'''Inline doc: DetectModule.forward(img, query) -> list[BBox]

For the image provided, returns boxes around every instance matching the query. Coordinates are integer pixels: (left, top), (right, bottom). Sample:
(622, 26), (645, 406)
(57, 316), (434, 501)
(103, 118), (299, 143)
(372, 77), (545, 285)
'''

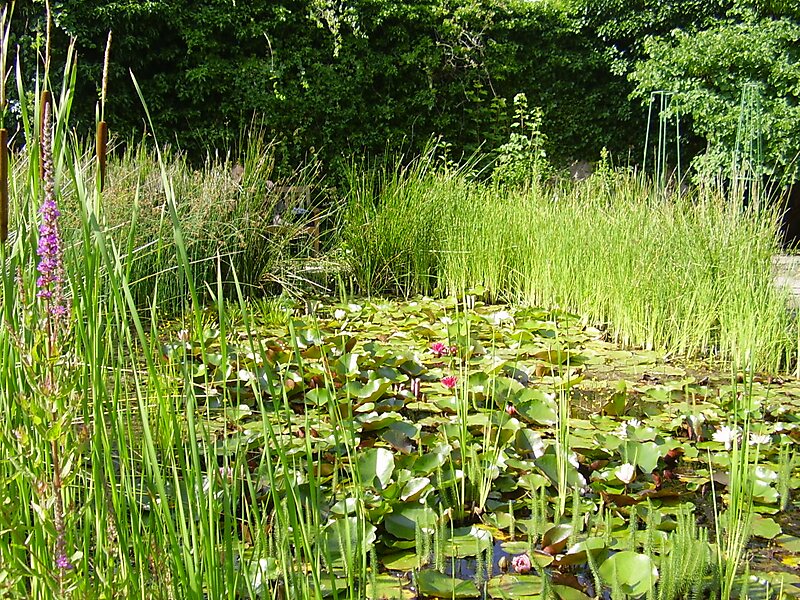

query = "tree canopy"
(7, 0), (800, 182)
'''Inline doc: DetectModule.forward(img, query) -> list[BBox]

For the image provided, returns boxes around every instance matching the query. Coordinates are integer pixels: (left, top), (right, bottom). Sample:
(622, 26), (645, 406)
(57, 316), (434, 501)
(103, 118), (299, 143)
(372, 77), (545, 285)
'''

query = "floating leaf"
(416, 569), (480, 598)
(367, 574), (414, 599)
(597, 551), (658, 597)
(357, 447), (395, 489)
(752, 515), (782, 539)
(486, 574), (542, 599)
(384, 504), (437, 540)
(399, 477), (431, 502)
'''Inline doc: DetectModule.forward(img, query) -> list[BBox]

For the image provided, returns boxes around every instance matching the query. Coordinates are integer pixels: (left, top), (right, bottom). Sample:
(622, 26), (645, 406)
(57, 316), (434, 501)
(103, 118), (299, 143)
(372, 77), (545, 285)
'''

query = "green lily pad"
(541, 524), (573, 555)
(442, 526), (493, 557)
(598, 551), (658, 597)
(367, 574), (414, 599)
(322, 517), (377, 563)
(486, 574), (543, 599)
(385, 504), (437, 540)
(400, 477), (431, 502)
(413, 445), (451, 476)
(552, 585), (593, 600)
(357, 447), (395, 489)
(416, 569), (480, 598)
(381, 552), (422, 571)
(752, 515), (782, 539)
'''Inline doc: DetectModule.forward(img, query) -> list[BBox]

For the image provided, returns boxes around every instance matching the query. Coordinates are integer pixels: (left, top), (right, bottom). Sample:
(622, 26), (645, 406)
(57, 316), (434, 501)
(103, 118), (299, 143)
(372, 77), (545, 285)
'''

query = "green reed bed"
(339, 160), (792, 371)
(0, 59), (342, 598)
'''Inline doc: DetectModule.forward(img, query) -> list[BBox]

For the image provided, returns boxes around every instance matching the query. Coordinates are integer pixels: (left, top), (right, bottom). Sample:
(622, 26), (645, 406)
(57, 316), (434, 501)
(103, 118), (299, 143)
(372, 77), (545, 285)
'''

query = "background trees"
(9, 0), (800, 182)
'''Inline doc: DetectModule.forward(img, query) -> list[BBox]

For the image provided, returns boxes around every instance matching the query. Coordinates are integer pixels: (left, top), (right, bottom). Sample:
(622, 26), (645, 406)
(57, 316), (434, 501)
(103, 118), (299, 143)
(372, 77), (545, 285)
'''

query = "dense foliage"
(8, 0), (800, 181)
(631, 9), (800, 182)
(11, 0), (634, 172)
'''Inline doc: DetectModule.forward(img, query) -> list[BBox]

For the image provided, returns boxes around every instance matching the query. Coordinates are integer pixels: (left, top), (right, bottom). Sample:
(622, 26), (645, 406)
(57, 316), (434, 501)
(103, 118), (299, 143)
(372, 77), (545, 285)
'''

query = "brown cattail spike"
(39, 90), (52, 181)
(0, 128), (7, 243)
(97, 121), (108, 192)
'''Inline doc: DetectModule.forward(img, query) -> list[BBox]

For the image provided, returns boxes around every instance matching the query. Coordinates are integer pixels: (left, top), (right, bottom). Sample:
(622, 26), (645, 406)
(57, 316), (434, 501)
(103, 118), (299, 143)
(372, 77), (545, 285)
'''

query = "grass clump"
(338, 156), (792, 371)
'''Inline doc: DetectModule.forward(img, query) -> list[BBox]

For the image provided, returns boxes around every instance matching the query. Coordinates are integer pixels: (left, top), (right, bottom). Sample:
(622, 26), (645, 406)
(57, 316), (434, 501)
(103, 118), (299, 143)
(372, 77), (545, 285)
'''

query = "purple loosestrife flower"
(36, 103), (69, 323)
(55, 552), (74, 571)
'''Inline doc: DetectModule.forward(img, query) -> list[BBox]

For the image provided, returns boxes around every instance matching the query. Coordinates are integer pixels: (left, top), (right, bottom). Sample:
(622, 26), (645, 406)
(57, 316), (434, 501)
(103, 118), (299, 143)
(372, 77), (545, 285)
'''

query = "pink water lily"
(441, 375), (458, 389)
(430, 342), (448, 357)
(512, 553), (531, 574)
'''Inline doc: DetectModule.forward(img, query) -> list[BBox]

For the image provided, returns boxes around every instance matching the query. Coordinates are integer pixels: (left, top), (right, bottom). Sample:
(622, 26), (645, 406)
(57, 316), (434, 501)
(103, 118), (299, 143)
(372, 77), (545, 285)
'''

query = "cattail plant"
(96, 30), (111, 192)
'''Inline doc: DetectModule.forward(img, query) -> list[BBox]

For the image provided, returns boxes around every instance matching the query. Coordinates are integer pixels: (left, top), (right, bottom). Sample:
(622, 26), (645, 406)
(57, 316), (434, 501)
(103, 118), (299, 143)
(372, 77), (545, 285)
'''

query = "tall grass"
(338, 157), (793, 371)
(0, 48), (365, 600)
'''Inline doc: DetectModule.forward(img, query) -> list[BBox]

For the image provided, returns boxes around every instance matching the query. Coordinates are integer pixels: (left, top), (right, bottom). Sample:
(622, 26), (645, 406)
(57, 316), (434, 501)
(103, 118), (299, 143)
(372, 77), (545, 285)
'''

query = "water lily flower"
(616, 462), (637, 484)
(529, 435), (545, 459)
(490, 310), (514, 326)
(748, 433), (771, 446)
(333, 309), (346, 320)
(511, 553), (532, 574)
(712, 425), (741, 450)
(441, 375), (458, 389)
(430, 342), (448, 357)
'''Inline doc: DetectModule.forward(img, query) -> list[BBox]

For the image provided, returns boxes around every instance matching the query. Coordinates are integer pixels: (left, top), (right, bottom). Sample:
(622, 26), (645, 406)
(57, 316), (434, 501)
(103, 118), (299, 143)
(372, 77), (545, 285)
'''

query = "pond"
(158, 296), (800, 599)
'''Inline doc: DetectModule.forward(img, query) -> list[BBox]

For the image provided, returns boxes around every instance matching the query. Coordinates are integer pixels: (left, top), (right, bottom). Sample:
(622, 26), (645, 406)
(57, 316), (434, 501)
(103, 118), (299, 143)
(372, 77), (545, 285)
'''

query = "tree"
(631, 9), (800, 183)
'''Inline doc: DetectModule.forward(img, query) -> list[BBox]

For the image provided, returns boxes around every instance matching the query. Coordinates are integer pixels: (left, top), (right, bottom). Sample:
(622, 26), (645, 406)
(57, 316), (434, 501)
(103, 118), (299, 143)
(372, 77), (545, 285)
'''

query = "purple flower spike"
(55, 551), (74, 570)
(35, 102), (69, 323)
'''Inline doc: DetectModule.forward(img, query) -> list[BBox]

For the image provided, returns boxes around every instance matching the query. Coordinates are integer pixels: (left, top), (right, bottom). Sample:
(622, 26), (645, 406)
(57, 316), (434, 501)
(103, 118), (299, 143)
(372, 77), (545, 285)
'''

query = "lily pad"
(357, 447), (395, 490)
(416, 569), (480, 598)
(597, 551), (658, 597)
(486, 574), (543, 599)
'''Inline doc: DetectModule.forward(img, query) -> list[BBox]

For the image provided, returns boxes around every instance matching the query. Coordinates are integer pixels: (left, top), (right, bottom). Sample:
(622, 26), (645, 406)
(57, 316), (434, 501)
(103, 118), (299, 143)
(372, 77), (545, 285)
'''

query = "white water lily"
(712, 425), (741, 450)
(490, 310), (514, 326)
(616, 462), (636, 484)
(333, 309), (346, 320)
(530, 435), (546, 459)
(748, 433), (771, 446)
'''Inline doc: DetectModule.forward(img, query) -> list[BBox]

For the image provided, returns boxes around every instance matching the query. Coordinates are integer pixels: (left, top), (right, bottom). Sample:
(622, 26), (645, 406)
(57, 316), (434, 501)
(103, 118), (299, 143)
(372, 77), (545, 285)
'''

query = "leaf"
(541, 524), (573, 555)
(322, 517), (377, 563)
(416, 569), (480, 598)
(486, 574), (543, 599)
(752, 515), (782, 539)
(384, 504), (438, 540)
(345, 377), (392, 402)
(367, 574), (414, 599)
(357, 447), (395, 489)
(597, 551), (658, 597)
(399, 477), (431, 502)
